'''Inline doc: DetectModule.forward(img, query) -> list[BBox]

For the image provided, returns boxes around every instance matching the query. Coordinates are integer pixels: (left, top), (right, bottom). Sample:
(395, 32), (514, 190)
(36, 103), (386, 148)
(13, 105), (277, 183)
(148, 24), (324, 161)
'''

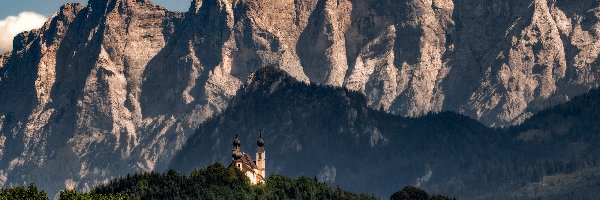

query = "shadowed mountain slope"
(173, 67), (600, 199)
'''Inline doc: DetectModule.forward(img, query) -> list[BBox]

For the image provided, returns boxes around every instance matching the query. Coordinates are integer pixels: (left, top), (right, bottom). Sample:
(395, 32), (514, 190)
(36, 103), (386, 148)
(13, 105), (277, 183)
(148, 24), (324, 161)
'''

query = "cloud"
(318, 165), (337, 183)
(0, 12), (48, 53)
(415, 168), (432, 187)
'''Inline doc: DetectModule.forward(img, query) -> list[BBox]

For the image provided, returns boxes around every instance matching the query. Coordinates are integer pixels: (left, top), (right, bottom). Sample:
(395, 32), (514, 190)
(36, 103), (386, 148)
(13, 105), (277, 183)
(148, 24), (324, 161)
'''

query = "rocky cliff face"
(0, 0), (599, 196)
(343, 0), (600, 126)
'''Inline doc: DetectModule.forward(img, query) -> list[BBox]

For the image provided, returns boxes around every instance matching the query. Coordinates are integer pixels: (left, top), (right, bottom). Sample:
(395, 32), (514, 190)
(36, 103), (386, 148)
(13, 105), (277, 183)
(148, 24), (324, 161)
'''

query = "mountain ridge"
(173, 66), (600, 199)
(0, 0), (599, 197)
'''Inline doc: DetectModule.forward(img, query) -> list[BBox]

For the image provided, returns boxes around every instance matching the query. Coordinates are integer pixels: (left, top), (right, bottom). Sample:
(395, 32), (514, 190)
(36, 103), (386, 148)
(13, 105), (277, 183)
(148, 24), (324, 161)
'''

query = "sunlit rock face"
(0, 0), (599, 196)
(343, 0), (600, 127)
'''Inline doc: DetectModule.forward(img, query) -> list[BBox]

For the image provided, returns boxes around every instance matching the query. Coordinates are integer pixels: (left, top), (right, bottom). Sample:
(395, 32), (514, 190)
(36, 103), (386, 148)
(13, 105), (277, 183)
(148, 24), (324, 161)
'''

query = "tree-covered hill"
(1, 163), (386, 199)
(0, 184), (48, 200)
(88, 163), (376, 200)
(171, 67), (600, 199)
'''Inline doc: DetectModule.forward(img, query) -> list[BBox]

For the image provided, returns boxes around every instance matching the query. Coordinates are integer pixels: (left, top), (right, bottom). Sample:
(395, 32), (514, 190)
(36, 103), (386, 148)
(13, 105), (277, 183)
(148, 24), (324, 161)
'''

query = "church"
(230, 132), (266, 184)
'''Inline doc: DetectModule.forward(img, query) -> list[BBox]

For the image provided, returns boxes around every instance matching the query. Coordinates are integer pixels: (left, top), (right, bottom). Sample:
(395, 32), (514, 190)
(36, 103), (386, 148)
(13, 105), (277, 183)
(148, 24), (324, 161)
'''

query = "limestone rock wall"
(0, 0), (599, 195)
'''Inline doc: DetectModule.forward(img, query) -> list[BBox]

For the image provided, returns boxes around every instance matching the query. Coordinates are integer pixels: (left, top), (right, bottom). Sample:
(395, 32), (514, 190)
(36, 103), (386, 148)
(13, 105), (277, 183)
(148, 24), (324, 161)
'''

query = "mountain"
(172, 67), (600, 199)
(0, 0), (599, 197)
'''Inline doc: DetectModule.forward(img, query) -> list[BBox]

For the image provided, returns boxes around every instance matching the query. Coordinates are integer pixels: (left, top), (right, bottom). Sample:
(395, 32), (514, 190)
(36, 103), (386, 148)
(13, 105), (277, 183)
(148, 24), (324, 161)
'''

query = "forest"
(0, 163), (452, 200)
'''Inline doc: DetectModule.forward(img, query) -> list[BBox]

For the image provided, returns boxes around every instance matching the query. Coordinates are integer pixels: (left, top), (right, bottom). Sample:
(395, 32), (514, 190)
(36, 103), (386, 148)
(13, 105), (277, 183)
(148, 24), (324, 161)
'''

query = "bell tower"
(256, 130), (266, 179)
(232, 134), (243, 169)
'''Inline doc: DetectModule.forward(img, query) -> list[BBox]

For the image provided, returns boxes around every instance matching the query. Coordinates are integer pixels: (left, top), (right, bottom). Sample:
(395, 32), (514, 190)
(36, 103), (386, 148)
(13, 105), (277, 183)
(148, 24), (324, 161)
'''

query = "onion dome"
(257, 132), (265, 147)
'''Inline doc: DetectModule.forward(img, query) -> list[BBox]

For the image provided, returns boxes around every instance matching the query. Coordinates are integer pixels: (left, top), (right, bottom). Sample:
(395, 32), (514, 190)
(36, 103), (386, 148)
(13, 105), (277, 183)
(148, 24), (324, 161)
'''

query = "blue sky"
(0, 0), (191, 19)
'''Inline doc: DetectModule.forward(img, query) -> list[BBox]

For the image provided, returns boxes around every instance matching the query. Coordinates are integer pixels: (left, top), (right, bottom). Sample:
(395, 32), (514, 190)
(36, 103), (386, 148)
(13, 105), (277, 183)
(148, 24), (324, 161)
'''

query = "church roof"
(240, 152), (258, 169)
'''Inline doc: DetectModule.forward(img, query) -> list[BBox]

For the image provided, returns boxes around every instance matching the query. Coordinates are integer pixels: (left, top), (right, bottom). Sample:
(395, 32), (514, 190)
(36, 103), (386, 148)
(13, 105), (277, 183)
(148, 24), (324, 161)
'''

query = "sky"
(0, 0), (191, 19)
(0, 0), (191, 53)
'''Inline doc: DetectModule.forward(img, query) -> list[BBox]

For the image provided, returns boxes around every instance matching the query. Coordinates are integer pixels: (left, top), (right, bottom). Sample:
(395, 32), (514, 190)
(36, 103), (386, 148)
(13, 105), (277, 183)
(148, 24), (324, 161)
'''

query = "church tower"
(229, 132), (265, 184)
(256, 131), (266, 179)
(231, 134), (243, 169)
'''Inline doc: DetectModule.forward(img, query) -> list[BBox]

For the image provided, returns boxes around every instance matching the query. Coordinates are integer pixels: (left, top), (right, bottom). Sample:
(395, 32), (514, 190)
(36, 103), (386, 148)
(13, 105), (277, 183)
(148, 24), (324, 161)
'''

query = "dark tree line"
(390, 186), (455, 200)
(0, 184), (47, 200)
(90, 163), (377, 199)
(1, 163), (453, 199)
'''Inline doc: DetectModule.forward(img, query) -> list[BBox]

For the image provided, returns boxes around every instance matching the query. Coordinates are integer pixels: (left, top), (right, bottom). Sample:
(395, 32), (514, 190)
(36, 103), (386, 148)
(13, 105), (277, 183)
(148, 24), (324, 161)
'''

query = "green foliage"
(0, 184), (48, 200)
(89, 163), (375, 200)
(0, 163), (382, 200)
(58, 189), (125, 200)
(260, 175), (376, 200)
(390, 187), (454, 200)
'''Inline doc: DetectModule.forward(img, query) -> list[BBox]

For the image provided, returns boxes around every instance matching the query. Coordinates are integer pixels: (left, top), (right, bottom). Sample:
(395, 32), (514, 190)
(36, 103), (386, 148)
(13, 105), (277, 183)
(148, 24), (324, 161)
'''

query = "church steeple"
(232, 134), (242, 160)
(233, 134), (241, 148)
(257, 131), (265, 148)
(229, 130), (266, 184)
(256, 129), (266, 180)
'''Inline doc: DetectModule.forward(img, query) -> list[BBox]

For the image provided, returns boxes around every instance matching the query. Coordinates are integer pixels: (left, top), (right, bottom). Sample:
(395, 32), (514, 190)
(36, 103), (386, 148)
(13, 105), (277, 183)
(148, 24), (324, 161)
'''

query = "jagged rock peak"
(190, 0), (203, 13)
(49, 3), (84, 28)
(186, 0), (235, 18)
(246, 66), (295, 87)
(58, 3), (85, 17)
(88, 0), (151, 5)
(86, 0), (159, 13)
(0, 52), (9, 68)
(200, 0), (232, 10)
